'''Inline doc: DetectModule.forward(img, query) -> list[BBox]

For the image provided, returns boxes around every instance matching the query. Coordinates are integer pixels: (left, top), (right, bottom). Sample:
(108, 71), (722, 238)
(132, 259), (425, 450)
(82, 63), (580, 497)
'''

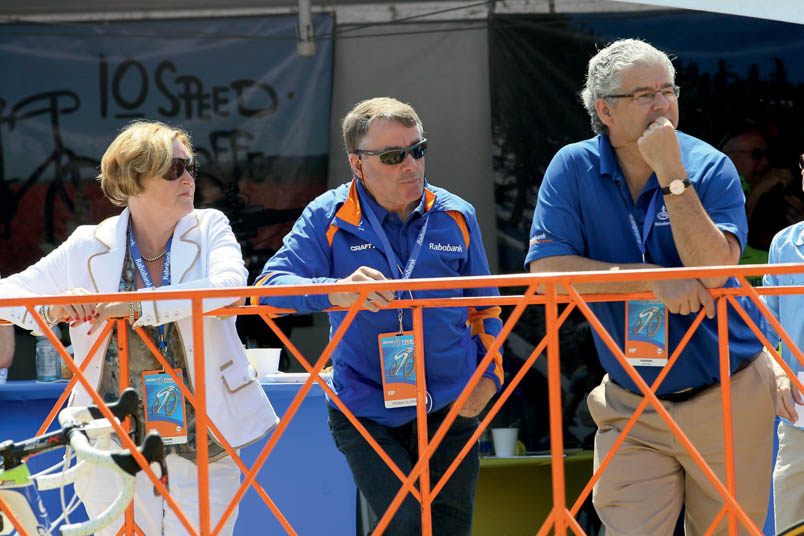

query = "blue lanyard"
(128, 224), (172, 353)
(627, 190), (659, 264)
(360, 190), (431, 331)
(362, 197), (430, 282)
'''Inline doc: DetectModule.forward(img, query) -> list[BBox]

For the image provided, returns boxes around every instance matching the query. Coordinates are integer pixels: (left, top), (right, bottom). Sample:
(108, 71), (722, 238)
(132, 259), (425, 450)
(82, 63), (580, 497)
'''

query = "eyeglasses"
(605, 85), (681, 105)
(354, 139), (428, 166)
(163, 158), (197, 181)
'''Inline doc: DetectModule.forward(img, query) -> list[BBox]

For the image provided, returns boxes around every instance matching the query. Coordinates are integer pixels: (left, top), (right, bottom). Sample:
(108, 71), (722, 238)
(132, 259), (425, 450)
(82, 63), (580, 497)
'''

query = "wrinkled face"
(599, 63), (679, 145)
(135, 138), (195, 220)
(725, 132), (769, 187)
(348, 119), (425, 218)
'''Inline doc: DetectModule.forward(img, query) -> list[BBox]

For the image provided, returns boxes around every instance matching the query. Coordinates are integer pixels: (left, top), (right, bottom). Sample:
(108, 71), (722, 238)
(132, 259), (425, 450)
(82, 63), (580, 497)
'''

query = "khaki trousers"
(587, 350), (776, 536)
(773, 420), (804, 531)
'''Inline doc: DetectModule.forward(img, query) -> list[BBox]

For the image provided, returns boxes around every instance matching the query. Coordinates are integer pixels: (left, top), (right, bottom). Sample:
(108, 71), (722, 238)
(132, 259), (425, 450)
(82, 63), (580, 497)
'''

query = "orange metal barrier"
(1, 262), (803, 535)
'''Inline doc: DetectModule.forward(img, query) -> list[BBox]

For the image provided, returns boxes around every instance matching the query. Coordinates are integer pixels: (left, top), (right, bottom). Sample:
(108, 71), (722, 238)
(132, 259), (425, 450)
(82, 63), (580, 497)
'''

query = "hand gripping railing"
(1, 262), (803, 536)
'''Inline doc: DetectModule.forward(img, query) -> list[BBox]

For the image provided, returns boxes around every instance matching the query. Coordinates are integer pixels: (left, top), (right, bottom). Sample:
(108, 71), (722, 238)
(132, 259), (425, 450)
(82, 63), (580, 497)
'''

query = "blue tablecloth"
(0, 380), (356, 535)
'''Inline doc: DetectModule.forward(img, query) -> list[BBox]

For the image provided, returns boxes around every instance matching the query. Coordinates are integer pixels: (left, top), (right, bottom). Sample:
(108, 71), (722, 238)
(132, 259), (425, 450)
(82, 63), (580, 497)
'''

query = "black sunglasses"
(354, 138), (428, 166)
(163, 158), (197, 181)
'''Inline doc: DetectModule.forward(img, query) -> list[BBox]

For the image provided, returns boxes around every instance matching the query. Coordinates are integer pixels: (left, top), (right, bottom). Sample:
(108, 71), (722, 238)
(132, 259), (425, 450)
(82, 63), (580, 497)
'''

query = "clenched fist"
(637, 117), (686, 181)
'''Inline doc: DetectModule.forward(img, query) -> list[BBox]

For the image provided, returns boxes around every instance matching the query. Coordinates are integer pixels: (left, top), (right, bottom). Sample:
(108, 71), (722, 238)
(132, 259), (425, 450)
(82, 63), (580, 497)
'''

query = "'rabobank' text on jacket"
(254, 179), (504, 427)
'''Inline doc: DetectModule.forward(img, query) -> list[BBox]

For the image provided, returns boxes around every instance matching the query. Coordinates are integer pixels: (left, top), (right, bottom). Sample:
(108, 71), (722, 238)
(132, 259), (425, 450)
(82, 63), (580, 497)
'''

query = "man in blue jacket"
(527, 39), (794, 535)
(253, 97), (503, 535)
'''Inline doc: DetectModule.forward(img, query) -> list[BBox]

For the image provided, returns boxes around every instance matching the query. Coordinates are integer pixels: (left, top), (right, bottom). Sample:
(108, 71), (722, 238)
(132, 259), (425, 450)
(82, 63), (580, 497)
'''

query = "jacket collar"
(333, 178), (435, 234)
(88, 208), (201, 291)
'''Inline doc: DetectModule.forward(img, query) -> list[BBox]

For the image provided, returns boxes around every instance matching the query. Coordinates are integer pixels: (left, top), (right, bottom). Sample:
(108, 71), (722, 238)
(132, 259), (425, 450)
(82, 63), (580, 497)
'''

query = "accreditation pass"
(624, 299), (668, 367)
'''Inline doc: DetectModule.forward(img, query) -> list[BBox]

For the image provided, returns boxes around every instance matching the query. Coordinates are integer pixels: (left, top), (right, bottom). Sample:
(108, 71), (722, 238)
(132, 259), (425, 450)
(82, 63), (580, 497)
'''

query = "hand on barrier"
(86, 302), (131, 335)
(45, 288), (97, 327)
(329, 266), (394, 312)
(650, 278), (715, 318)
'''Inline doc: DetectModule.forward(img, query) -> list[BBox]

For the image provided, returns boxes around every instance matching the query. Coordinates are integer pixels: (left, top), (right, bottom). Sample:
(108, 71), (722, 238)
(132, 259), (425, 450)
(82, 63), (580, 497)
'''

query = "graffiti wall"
(0, 15), (333, 278)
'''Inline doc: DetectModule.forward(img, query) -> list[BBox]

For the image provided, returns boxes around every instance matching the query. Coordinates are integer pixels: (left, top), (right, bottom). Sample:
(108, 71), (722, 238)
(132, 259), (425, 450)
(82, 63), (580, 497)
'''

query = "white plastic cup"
(491, 428), (519, 457)
(246, 348), (281, 376)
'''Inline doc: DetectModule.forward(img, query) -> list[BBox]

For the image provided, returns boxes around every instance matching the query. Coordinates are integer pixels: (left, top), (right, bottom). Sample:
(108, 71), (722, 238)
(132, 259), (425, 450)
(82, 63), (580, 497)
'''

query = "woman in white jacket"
(0, 120), (278, 535)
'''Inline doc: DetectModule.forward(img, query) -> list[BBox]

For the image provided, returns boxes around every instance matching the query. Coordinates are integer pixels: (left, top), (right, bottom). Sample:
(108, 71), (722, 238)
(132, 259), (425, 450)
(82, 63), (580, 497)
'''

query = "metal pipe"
(297, 0), (316, 57)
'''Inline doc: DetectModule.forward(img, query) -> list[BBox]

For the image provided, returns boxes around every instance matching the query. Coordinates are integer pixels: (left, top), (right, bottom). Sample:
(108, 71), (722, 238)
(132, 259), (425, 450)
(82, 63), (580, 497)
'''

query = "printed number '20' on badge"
(624, 299), (668, 367)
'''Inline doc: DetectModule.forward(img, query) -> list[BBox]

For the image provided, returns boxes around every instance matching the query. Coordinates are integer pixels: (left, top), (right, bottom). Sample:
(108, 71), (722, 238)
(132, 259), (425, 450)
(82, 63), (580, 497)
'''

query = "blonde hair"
(342, 97), (423, 154)
(99, 120), (193, 207)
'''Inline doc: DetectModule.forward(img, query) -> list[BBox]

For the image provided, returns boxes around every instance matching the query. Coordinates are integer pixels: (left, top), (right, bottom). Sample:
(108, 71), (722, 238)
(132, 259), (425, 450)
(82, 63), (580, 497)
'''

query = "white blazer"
(0, 208), (278, 449)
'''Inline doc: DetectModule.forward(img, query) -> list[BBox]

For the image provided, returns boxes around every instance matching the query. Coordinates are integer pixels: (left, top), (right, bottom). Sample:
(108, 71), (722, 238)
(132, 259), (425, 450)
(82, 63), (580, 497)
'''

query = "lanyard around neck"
(361, 192), (430, 283)
(360, 191), (431, 332)
(128, 223), (172, 353)
(627, 189), (660, 264)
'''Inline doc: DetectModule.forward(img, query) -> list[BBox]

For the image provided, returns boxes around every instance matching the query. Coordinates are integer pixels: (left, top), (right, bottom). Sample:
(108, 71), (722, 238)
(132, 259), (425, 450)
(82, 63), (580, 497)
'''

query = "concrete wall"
(327, 21), (498, 273)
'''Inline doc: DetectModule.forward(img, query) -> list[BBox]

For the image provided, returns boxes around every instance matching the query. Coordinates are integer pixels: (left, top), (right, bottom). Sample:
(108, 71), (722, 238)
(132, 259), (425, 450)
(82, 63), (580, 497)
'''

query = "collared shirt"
(762, 222), (804, 429)
(525, 133), (763, 395)
(354, 177), (424, 269)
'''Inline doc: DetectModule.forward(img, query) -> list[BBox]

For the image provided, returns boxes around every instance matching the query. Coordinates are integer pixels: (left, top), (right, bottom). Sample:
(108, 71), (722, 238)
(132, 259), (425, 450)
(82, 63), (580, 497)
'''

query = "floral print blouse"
(97, 249), (226, 463)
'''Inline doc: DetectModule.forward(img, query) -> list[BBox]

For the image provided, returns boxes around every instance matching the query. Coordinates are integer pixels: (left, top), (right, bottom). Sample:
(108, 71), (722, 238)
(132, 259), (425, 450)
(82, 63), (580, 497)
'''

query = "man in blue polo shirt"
(526, 39), (795, 535)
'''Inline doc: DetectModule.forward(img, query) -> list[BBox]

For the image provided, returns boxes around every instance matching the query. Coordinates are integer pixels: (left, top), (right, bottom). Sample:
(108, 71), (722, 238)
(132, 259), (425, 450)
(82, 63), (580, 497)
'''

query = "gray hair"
(580, 39), (676, 135)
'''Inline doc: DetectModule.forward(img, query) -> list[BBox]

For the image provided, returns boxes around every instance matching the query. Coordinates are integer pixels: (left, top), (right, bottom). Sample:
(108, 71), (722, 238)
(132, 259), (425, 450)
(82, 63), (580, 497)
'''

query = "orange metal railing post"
(716, 297), (738, 535)
(545, 282), (568, 536)
(413, 306), (432, 536)
(117, 318), (136, 536)
(192, 298), (211, 536)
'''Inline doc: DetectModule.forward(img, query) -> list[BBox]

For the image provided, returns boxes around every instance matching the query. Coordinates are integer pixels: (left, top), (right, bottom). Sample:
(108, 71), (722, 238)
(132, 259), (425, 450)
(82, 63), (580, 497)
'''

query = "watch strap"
(661, 178), (691, 196)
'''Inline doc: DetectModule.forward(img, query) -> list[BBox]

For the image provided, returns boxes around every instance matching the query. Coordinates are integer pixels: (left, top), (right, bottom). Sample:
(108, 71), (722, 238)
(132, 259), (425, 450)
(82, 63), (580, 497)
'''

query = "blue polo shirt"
(525, 133), (763, 394)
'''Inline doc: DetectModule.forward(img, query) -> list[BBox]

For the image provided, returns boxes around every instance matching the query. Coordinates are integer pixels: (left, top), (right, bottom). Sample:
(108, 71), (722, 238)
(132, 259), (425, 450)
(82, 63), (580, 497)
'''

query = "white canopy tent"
(615, 0), (803, 25)
(0, 0), (801, 25)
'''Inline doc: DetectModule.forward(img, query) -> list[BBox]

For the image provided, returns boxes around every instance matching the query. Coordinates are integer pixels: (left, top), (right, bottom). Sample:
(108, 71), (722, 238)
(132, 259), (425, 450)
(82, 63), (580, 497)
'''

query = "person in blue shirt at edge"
(761, 153), (804, 532)
(252, 97), (503, 535)
(526, 39), (797, 536)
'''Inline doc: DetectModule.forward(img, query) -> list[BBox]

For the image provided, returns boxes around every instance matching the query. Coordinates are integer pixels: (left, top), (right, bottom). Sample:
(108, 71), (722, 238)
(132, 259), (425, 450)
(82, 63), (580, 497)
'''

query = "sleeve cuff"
(482, 364), (503, 392)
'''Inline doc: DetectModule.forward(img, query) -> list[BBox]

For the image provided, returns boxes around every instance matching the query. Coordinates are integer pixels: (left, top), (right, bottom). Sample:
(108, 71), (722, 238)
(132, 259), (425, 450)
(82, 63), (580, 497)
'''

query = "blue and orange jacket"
(253, 178), (504, 426)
